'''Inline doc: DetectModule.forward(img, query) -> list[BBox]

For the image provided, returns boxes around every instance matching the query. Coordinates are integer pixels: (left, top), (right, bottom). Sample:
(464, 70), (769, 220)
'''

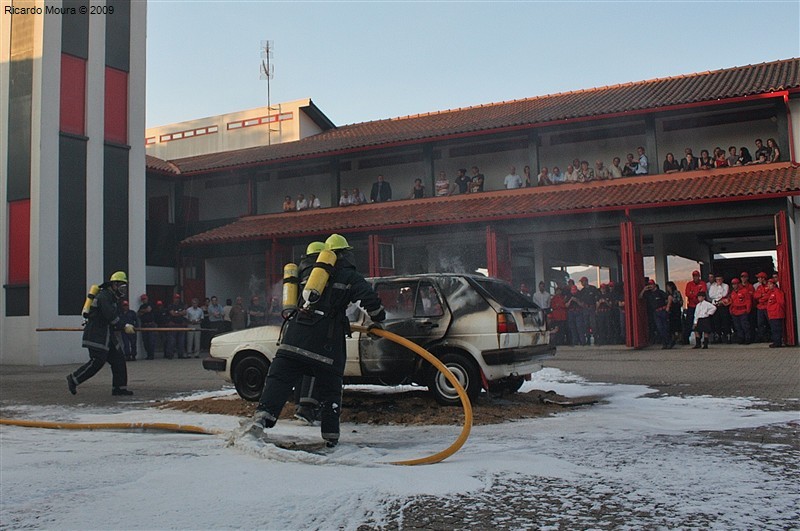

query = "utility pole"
(259, 40), (277, 145)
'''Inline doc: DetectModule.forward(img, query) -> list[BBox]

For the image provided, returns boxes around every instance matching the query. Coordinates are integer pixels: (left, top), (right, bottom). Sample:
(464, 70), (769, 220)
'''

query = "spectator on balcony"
(409, 178), (426, 199)
(698, 149), (714, 170)
(726, 146), (738, 167)
(523, 165), (533, 187)
(454, 168), (471, 194)
(282, 195), (295, 212)
(680, 149), (698, 172)
(370, 174), (392, 203)
(609, 157), (623, 179)
(503, 166), (523, 189)
(295, 193), (309, 211)
(572, 158), (581, 173)
(551, 166), (564, 184)
(537, 166), (553, 186)
(634, 146), (649, 175)
(470, 166), (485, 193)
(767, 138), (781, 162)
(663, 152), (680, 174)
(435, 171), (452, 196)
(338, 189), (352, 206)
(564, 164), (579, 182)
(622, 153), (637, 177)
(594, 160), (610, 180)
(351, 188), (367, 205)
(737, 147), (753, 166)
(754, 138), (770, 161)
(714, 150), (729, 168)
(577, 160), (594, 182)
(309, 194), (321, 209)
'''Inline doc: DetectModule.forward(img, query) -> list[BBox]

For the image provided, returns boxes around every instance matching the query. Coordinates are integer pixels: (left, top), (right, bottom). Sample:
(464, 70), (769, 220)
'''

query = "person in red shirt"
(729, 279), (753, 344)
(739, 272), (756, 297)
(753, 272), (770, 342)
(548, 287), (568, 346)
(766, 280), (786, 348)
(684, 270), (706, 344)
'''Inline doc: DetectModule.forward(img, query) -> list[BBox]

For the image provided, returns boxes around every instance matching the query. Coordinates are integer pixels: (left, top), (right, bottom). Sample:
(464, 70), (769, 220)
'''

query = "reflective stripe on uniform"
(332, 282), (349, 290)
(278, 344), (334, 365)
(368, 305), (385, 317)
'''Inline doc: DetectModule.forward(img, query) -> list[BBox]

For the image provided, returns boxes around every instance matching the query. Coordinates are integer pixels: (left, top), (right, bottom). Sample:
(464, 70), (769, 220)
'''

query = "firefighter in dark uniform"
(66, 271), (135, 396)
(293, 241), (326, 424)
(252, 234), (385, 446)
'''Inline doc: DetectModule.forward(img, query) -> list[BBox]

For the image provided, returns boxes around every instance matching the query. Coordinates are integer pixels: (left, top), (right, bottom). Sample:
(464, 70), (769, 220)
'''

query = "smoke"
(248, 274), (265, 298)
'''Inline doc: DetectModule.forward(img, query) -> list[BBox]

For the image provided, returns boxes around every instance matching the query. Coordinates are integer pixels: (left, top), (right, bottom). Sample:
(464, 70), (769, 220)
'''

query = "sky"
(145, 1), (800, 129)
(2, 368), (798, 528)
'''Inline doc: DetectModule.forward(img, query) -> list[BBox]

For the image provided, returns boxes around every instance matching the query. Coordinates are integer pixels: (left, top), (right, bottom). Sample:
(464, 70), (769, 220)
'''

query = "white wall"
(145, 99), (316, 160)
(789, 98), (799, 163)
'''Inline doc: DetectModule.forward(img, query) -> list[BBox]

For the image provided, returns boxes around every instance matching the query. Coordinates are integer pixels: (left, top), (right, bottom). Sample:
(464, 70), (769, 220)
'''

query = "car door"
(358, 279), (451, 381)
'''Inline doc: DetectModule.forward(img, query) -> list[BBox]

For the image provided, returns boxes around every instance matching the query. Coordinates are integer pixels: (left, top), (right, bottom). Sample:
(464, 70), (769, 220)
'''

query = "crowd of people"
(279, 137), (782, 211)
(525, 267), (788, 349)
(120, 293), (282, 360)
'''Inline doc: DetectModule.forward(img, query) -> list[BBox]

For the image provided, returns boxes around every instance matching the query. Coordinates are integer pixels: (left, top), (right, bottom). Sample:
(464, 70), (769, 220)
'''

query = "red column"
(620, 220), (648, 348)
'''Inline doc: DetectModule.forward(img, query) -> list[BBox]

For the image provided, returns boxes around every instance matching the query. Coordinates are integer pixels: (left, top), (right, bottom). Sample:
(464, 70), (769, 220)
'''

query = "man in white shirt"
(692, 292), (717, 349)
(504, 166), (523, 189)
(532, 281), (552, 310)
(185, 298), (205, 358)
(295, 194), (309, 211)
(309, 194), (321, 209)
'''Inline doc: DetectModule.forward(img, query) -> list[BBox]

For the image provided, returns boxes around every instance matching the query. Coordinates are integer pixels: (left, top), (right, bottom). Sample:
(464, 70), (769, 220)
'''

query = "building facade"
(1, 0), (147, 364)
(151, 60), (800, 349)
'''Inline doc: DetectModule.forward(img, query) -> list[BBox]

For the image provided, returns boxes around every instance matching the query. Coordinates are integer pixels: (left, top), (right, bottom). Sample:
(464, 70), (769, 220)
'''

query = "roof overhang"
(181, 163), (800, 247)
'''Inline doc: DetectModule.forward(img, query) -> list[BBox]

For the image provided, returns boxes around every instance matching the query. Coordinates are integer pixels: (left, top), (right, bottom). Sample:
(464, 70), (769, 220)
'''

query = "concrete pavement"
(0, 344), (798, 411)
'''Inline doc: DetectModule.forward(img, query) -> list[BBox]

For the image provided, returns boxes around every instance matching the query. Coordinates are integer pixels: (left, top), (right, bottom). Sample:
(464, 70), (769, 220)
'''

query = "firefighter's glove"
(366, 322), (384, 339)
(368, 307), (386, 323)
(124, 324), (136, 335)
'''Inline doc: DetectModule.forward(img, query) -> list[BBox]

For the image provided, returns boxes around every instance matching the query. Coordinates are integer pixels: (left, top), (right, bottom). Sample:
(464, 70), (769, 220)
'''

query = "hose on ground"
(10, 325), (473, 465)
(0, 418), (222, 435)
(350, 324), (473, 466)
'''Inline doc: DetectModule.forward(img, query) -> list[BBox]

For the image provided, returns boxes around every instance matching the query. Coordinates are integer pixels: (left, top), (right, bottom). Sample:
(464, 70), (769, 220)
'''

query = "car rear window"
(471, 278), (540, 309)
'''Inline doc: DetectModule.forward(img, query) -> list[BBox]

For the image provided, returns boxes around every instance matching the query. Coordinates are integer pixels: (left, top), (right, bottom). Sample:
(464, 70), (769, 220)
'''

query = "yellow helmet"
(305, 241), (326, 255)
(325, 233), (352, 251)
(109, 271), (128, 283)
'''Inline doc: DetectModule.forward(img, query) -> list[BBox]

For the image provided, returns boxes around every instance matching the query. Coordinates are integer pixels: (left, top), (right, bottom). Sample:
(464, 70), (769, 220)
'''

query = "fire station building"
(147, 59), (800, 349)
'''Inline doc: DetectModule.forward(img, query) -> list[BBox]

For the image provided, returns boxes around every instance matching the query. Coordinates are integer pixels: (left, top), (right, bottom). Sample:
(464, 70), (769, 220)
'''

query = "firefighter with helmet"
(292, 241), (326, 424)
(66, 271), (135, 396)
(251, 234), (385, 447)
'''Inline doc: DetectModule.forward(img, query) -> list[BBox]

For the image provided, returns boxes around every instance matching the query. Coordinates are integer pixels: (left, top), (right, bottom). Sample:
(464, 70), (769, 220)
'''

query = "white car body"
(204, 274), (555, 404)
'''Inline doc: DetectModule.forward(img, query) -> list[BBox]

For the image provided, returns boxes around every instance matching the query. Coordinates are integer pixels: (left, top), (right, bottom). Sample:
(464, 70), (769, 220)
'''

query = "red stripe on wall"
(8, 199), (31, 285)
(104, 67), (128, 144)
(60, 54), (86, 135)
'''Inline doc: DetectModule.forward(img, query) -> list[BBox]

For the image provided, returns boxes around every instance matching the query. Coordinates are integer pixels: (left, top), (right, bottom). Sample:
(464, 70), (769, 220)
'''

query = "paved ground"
(1, 343), (797, 409)
(2, 344), (797, 529)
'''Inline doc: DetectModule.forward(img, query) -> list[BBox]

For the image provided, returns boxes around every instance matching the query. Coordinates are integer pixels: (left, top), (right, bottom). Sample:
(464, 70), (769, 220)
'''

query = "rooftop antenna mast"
(259, 40), (276, 145)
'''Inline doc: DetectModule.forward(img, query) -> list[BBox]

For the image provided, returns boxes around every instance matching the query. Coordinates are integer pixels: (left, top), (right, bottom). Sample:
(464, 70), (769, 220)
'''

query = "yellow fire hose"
(351, 324), (473, 466)
(7, 325), (473, 465)
(0, 418), (222, 435)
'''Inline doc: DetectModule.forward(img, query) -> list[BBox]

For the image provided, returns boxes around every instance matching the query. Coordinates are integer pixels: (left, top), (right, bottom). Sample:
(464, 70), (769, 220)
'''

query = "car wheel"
(233, 354), (269, 402)
(429, 352), (481, 406)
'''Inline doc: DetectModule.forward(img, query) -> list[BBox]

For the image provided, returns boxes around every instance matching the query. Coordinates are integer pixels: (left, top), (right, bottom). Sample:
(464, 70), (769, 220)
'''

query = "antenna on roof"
(259, 40), (277, 145)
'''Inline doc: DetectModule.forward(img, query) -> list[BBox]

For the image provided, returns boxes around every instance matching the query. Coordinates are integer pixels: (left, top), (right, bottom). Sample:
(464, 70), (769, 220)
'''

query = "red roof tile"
(153, 59), (800, 174)
(182, 164), (800, 246)
(145, 154), (180, 175)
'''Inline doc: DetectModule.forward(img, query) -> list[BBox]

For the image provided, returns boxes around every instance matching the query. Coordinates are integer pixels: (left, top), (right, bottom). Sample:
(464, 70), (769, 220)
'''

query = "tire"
(429, 352), (482, 406)
(232, 354), (270, 402)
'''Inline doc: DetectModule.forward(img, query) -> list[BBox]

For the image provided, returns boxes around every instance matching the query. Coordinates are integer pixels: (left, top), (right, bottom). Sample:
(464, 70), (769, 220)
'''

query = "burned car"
(203, 274), (555, 405)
